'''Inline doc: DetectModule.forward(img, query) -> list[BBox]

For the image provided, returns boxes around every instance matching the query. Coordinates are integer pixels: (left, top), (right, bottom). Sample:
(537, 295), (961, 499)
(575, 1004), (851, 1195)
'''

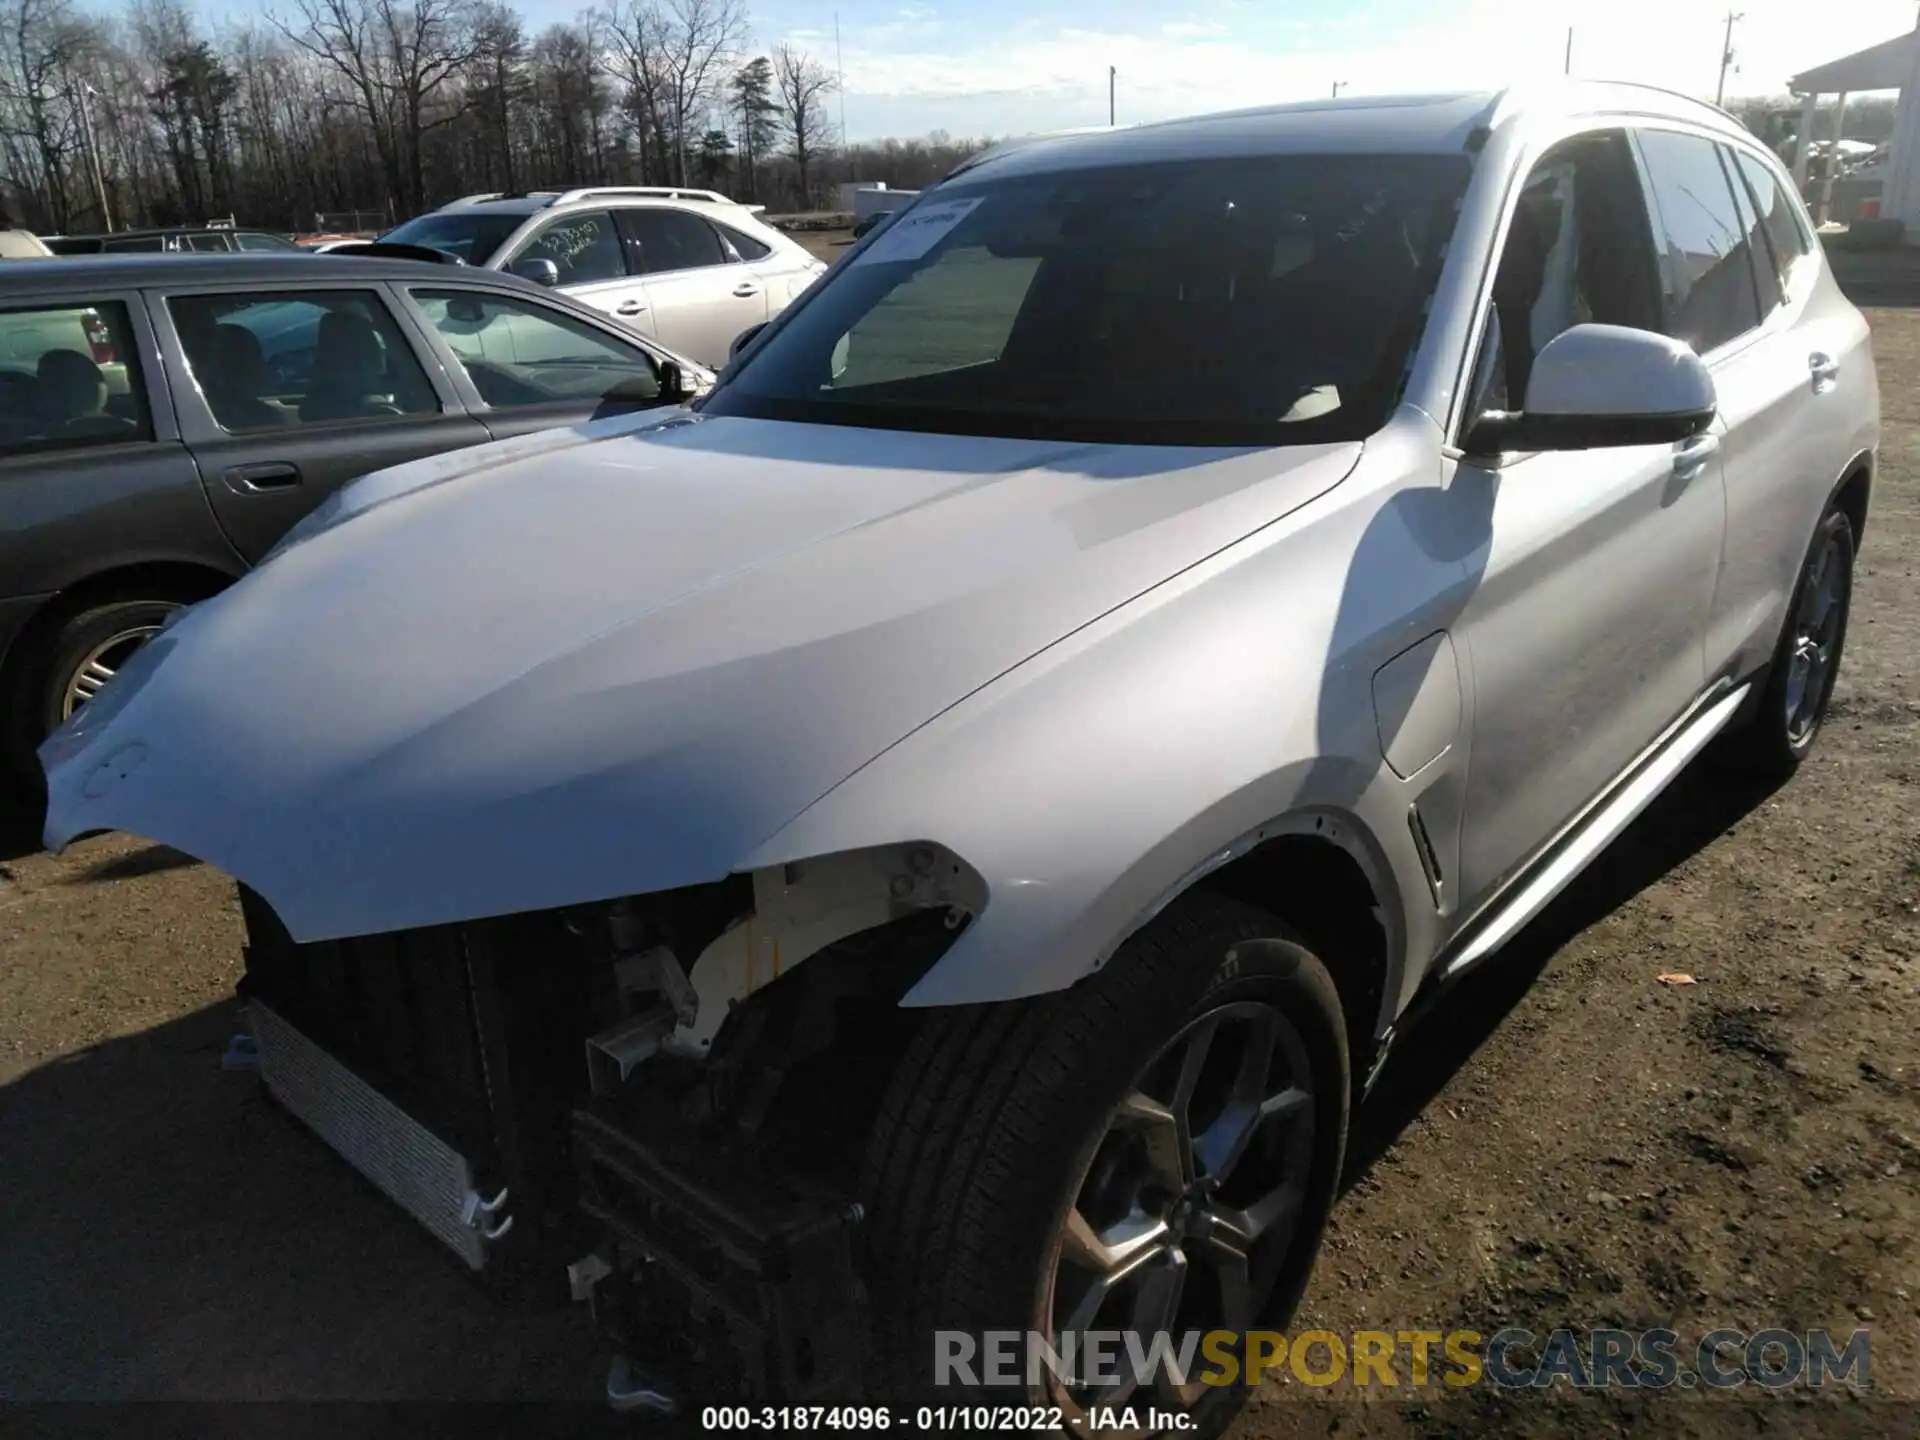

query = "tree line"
(0, 0), (997, 236)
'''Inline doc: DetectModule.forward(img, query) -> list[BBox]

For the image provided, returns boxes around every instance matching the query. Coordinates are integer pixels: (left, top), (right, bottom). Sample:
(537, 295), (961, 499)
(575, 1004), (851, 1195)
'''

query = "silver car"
(380, 186), (828, 367)
(40, 84), (1876, 1430)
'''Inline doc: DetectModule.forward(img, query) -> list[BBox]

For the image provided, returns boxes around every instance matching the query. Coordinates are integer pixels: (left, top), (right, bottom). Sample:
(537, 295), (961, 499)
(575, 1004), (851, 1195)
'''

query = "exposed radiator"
(251, 1000), (509, 1270)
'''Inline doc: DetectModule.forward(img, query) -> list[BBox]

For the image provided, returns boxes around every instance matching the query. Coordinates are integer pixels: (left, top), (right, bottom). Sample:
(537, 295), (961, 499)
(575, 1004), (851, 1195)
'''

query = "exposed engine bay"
(237, 843), (984, 1405)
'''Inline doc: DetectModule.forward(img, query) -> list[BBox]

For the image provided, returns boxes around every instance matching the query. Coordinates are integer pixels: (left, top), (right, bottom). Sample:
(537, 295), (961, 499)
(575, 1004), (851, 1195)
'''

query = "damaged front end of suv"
(237, 842), (984, 1404)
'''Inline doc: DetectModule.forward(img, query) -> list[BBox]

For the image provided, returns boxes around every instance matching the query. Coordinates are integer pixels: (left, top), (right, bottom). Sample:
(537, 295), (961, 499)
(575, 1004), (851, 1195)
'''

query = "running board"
(1437, 682), (1749, 982)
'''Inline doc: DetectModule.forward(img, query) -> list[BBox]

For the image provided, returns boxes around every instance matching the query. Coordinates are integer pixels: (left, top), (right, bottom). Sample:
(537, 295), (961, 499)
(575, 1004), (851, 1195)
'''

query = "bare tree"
(530, 18), (608, 183)
(728, 51), (772, 200)
(599, 0), (666, 181)
(275, 0), (476, 214)
(0, 0), (97, 228)
(605, 0), (740, 186)
(772, 41), (833, 210)
(0, 0), (999, 237)
(465, 1), (526, 191)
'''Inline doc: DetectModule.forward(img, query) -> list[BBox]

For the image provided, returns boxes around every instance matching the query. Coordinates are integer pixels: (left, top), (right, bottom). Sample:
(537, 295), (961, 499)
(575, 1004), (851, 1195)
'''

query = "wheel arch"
(0, 558), (238, 690)
(894, 792), (1413, 1086)
(1192, 825), (1393, 1085)
(1832, 449), (1872, 546)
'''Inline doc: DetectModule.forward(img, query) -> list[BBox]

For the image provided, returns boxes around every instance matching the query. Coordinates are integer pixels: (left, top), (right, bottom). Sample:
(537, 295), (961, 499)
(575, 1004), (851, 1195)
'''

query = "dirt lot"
(1, 263), (1916, 1436)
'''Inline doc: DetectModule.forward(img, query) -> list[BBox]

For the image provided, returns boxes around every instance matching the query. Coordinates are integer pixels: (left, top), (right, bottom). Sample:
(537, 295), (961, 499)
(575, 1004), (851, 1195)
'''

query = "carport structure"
(1789, 18), (1920, 234)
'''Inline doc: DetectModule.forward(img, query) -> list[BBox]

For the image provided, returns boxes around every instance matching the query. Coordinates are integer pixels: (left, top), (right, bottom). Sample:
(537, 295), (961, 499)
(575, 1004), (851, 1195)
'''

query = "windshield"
(380, 211), (526, 265)
(705, 153), (1470, 446)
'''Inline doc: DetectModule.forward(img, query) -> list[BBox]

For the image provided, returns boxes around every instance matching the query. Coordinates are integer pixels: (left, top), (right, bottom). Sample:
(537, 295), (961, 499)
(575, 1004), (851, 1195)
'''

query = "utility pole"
(1331, 80), (1347, 98)
(1564, 27), (1574, 76)
(75, 81), (112, 232)
(835, 13), (847, 150)
(1716, 11), (1744, 107)
(1109, 66), (1115, 126)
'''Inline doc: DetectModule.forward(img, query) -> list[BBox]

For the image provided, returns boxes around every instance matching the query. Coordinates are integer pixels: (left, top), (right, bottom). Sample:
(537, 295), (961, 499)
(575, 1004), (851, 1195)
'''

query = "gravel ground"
(0, 256), (1915, 1436)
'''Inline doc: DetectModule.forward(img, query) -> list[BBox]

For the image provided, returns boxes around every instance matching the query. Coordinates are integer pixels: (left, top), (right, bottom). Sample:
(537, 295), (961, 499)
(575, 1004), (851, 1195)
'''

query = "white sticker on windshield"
(851, 197), (985, 266)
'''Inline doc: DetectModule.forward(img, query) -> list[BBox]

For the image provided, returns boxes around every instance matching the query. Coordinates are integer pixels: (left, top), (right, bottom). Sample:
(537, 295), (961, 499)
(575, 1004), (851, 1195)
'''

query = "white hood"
(42, 411), (1359, 940)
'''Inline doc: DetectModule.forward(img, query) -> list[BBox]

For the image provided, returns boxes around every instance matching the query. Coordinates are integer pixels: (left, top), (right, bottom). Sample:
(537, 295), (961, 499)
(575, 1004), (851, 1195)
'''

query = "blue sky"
(220, 0), (1920, 141)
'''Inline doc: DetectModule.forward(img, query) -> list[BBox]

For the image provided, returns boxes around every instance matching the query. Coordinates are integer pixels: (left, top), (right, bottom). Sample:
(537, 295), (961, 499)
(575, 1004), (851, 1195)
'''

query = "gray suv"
(42, 85), (1877, 1431)
(0, 252), (710, 798)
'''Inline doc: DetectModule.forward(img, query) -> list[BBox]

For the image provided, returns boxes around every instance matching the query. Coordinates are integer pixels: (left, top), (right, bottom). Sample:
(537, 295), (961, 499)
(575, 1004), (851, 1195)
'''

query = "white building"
(1791, 18), (1920, 238)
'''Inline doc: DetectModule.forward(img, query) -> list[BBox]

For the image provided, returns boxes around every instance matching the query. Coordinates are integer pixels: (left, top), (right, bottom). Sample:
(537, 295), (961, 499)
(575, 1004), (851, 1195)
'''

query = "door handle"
(615, 300), (647, 317)
(1809, 351), (1840, 394)
(223, 462), (301, 493)
(1671, 432), (1719, 480)
(732, 284), (761, 298)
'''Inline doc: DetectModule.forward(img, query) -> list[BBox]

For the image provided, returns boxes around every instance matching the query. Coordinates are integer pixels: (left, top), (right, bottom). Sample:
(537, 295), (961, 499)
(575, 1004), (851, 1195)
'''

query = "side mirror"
(510, 257), (560, 287)
(1464, 324), (1716, 456)
(728, 322), (768, 362)
(658, 360), (694, 401)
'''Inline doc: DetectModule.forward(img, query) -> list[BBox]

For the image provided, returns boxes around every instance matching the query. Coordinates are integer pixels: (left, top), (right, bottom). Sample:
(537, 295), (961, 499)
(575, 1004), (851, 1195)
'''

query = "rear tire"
(2, 595), (186, 806)
(859, 891), (1350, 1437)
(1716, 505), (1854, 780)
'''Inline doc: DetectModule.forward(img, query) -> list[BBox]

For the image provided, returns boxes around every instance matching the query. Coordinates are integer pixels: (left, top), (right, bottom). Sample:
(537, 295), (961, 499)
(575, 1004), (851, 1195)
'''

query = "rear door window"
(169, 291), (440, 431)
(618, 209), (731, 274)
(1732, 148), (1815, 296)
(1720, 144), (1783, 317)
(1633, 128), (1764, 353)
(0, 301), (151, 457)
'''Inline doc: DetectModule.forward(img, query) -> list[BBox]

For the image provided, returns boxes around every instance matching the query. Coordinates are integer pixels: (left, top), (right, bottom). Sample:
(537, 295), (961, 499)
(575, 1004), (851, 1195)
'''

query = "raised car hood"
(42, 412), (1359, 940)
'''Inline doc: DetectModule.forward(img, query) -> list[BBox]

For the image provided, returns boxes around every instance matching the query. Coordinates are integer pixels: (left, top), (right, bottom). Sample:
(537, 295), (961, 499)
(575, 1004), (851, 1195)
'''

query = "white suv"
(381, 187), (826, 367)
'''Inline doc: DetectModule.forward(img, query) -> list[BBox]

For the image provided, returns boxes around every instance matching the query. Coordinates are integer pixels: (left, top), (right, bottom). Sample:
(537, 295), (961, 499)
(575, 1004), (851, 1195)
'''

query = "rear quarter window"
(714, 222), (773, 261)
(0, 301), (152, 458)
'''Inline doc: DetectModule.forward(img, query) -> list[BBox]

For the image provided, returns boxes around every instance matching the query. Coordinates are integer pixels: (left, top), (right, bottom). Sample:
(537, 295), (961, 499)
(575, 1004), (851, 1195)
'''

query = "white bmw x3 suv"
(43, 84), (1876, 1432)
(381, 186), (827, 367)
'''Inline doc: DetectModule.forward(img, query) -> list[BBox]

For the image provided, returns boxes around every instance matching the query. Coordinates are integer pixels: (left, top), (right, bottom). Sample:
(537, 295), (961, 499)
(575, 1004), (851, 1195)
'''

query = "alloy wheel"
(58, 622), (169, 721)
(1042, 1000), (1316, 1417)
(1783, 528), (1848, 745)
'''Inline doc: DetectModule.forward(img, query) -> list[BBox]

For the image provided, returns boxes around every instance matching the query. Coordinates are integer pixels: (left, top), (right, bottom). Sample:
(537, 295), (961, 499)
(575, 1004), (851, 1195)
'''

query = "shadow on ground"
(1, 798), (41, 864)
(59, 842), (200, 885)
(1342, 758), (1781, 1186)
(0, 999), (595, 1405)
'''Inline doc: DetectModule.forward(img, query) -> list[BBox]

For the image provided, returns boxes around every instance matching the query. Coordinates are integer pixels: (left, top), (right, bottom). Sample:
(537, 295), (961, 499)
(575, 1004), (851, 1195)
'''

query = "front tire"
(860, 892), (1350, 1437)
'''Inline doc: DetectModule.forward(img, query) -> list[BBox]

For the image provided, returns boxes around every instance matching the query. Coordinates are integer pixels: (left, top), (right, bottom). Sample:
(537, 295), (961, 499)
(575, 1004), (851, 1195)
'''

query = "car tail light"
(85, 310), (116, 364)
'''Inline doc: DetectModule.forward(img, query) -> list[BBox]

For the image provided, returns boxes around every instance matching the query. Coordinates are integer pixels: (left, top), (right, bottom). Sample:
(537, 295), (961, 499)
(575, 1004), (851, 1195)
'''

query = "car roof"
(0, 252), (539, 292)
(948, 82), (1748, 180)
(429, 192), (771, 229)
(51, 226), (289, 240)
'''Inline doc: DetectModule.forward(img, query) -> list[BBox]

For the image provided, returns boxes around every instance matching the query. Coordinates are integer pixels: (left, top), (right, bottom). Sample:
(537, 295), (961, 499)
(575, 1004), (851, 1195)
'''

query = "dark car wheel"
(860, 892), (1350, 1437)
(3, 596), (186, 804)
(1717, 504), (1855, 780)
